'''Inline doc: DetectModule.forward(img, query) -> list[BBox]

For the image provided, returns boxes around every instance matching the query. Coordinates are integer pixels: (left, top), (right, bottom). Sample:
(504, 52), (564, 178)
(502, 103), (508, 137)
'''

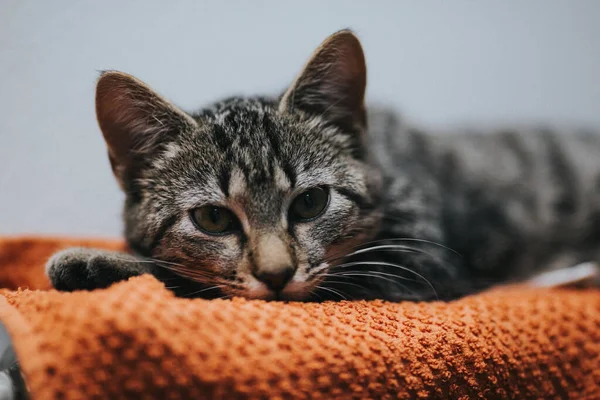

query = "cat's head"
(96, 30), (383, 300)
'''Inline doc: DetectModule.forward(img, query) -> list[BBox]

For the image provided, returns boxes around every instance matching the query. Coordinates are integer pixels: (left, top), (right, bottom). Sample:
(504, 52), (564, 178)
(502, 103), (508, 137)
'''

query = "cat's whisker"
(109, 258), (157, 265)
(167, 274), (214, 285)
(382, 238), (460, 256)
(330, 260), (438, 300)
(314, 285), (348, 301)
(149, 258), (205, 269)
(105, 255), (222, 285)
(154, 276), (182, 281)
(349, 244), (420, 257)
(328, 271), (410, 286)
(319, 279), (369, 291)
(108, 255), (217, 278)
(156, 263), (213, 274)
(326, 269), (418, 282)
(324, 237), (460, 266)
(183, 284), (227, 298)
(329, 244), (456, 275)
(325, 244), (421, 264)
(330, 271), (401, 286)
(310, 291), (324, 302)
(326, 271), (415, 296)
(153, 262), (216, 279)
(158, 269), (215, 282)
(317, 278), (381, 298)
(108, 255), (187, 269)
(214, 293), (234, 300)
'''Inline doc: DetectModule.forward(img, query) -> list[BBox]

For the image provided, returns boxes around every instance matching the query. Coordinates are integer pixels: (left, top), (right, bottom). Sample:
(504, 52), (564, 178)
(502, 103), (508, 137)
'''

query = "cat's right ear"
(95, 71), (197, 188)
(279, 30), (367, 133)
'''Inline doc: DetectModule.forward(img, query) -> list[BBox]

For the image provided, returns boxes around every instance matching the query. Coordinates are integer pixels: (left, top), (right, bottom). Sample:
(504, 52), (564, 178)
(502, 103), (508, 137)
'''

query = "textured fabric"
(0, 237), (599, 399)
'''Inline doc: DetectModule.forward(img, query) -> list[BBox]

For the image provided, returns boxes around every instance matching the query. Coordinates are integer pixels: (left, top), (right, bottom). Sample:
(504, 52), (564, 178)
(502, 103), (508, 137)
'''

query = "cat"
(46, 29), (600, 301)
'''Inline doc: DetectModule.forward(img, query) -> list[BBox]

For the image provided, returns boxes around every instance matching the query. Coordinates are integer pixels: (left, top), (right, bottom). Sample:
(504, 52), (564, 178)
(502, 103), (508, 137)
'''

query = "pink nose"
(254, 266), (295, 292)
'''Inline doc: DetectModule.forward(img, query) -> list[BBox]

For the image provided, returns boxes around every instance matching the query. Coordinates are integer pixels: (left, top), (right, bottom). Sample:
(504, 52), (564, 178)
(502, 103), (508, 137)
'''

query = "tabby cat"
(47, 30), (600, 301)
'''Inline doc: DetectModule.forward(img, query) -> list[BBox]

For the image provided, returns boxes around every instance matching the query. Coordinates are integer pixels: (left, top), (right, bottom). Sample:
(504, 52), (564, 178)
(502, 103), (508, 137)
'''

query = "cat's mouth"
(228, 264), (327, 302)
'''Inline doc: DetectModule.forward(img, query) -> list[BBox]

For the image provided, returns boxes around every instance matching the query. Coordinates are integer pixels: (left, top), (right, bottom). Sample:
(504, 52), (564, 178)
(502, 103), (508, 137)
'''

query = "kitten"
(47, 30), (600, 301)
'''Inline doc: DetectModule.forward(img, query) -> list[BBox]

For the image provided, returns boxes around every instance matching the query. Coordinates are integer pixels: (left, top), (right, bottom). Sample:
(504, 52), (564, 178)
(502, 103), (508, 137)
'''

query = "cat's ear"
(95, 71), (197, 188)
(279, 29), (367, 131)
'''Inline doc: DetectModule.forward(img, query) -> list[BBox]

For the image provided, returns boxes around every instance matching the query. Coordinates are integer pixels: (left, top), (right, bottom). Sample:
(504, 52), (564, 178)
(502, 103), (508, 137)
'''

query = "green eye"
(290, 187), (329, 222)
(191, 206), (239, 234)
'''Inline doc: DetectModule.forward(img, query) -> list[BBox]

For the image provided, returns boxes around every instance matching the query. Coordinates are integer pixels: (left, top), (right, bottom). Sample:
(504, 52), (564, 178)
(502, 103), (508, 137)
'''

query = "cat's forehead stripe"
(228, 168), (247, 199)
(203, 102), (298, 195)
(273, 166), (291, 192)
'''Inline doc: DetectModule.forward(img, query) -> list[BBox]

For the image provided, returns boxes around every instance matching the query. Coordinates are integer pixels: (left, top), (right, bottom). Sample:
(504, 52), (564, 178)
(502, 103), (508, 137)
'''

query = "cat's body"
(47, 30), (600, 301)
(365, 109), (600, 299)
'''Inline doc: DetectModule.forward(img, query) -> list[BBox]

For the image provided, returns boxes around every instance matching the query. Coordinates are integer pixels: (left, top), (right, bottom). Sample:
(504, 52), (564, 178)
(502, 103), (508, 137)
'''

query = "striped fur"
(47, 30), (600, 301)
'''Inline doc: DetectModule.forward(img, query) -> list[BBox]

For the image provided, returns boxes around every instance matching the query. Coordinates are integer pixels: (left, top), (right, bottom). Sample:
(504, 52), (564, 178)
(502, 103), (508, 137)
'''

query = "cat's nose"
(254, 266), (295, 292)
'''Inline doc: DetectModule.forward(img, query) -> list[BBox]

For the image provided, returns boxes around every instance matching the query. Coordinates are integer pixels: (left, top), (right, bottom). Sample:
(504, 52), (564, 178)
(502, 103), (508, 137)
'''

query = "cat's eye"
(289, 187), (329, 222)
(190, 206), (239, 235)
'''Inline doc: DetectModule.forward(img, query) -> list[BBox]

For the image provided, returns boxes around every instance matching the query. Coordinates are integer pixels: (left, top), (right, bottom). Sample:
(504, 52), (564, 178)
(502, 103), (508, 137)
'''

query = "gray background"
(1, 1), (599, 237)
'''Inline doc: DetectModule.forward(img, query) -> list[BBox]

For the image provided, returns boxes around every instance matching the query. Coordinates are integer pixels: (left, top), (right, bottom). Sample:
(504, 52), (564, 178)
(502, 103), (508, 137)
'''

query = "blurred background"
(1, 1), (599, 237)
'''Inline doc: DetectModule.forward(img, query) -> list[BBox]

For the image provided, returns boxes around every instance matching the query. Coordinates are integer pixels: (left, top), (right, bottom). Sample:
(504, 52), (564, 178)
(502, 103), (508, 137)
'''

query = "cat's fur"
(47, 30), (600, 301)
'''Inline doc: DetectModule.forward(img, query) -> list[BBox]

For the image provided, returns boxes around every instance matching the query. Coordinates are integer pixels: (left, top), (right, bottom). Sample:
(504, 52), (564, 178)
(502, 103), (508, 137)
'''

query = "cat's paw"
(46, 248), (144, 292)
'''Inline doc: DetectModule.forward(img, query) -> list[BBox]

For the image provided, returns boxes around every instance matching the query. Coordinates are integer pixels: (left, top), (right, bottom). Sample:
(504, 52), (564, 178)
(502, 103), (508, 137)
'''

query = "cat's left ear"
(279, 29), (367, 132)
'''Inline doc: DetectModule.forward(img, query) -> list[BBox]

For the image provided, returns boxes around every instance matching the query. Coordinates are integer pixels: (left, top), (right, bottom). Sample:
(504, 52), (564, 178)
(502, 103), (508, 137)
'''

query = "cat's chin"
(233, 282), (315, 302)
(278, 282), (317, 302)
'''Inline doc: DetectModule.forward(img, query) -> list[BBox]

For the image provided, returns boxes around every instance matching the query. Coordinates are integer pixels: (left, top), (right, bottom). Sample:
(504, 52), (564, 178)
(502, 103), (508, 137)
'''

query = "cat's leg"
(46, 247), (154, 291)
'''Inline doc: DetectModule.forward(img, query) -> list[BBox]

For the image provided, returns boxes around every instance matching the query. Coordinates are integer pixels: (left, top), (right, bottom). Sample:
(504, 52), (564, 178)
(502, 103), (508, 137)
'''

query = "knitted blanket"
(0, 237), (599, 399)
